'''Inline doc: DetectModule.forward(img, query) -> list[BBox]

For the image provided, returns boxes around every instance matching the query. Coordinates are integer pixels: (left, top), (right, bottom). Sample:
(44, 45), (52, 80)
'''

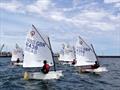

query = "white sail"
(59, 50), (64, 61)
(11, 44), (23, 62)
(75, 36), (97, 66)
(59, 44), (65, 61)
(59, 44), (75, 61)
(23, 25), (53, 67)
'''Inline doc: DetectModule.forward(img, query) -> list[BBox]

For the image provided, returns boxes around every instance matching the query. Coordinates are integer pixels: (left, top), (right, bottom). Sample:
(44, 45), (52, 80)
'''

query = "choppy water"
(0, 57), (120, 90)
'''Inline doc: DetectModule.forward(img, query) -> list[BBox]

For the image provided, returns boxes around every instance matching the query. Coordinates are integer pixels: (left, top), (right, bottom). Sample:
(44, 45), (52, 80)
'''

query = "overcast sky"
(0, 0), (120, 55)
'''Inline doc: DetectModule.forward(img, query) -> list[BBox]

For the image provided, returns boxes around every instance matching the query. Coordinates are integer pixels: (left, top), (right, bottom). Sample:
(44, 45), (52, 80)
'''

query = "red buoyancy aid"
(43, 64), (50, 73)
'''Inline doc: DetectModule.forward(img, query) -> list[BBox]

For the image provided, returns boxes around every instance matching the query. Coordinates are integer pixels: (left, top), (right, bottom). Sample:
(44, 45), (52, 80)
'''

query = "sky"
(0, 0), (120, 55)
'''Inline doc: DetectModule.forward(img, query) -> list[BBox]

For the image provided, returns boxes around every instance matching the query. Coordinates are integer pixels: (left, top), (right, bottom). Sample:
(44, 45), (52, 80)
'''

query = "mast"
(91, 44), (99, 62)
(48, 37), (56, 71)
(32, 24), (56, 70)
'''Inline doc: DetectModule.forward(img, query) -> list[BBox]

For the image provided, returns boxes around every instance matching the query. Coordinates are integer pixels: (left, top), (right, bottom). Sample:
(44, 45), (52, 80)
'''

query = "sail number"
(76, 47), (91, 55)
(25, 38), (46, 54)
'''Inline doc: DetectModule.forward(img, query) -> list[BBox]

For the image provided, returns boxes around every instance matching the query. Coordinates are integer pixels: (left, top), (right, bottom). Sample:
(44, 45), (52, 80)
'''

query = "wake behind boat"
(23, 25), (63, 80)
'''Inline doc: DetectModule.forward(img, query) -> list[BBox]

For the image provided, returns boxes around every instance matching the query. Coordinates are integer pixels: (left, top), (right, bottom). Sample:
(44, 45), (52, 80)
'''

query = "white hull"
(60, 61), (72, 65)
(80, 67), (108, 73)
(13, 62), (23, 66)
(24, 70), (63, 80)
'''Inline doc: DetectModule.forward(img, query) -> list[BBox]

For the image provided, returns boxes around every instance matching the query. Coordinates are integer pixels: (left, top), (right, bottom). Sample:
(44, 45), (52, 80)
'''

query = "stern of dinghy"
(93, 67), (108, 73)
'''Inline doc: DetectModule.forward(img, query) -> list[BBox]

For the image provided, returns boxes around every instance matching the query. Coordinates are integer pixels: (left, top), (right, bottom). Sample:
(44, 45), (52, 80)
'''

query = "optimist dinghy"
(74, 36), (108, 73)
(11, 44), (23, 66)
(58, 44), (75, 65)
(23, 25), (63, 80)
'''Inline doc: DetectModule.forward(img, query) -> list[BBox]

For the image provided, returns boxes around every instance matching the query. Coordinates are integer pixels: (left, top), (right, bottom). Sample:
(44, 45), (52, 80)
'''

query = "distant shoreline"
(0, 55), (120, 58)
(0, 56), (11, 58)
(98, 56), (120, 58)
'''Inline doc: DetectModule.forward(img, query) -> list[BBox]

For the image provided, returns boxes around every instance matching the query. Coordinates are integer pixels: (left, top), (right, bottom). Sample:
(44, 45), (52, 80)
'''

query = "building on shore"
(0, 52), (11, 57)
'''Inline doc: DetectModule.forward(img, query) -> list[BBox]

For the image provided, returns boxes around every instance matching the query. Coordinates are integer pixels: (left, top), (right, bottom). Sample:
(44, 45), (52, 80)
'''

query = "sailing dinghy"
(11, 44), (23, 66)
(74, 36), (108, 73)
(23, 25), (63, 80)
(58, 44), (65, 61)
(58, 44), (75, 65)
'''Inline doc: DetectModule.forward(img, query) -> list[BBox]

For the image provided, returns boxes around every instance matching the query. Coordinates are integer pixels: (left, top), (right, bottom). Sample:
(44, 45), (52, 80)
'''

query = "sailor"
(16, 58), (20, 63)
(91, 61), (100, 69)
(41, 60), (50, 74)
(72, 59), (77, 65)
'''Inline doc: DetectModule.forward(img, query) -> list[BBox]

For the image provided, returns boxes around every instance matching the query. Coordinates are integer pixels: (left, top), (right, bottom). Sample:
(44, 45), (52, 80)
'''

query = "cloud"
(114, 2), (120, 9)
(26, 0), (51, 14)
(0, 0), (23, 12)
(0, 0), (120, 54)
(50, 11), (66, 21)
(49, 10), (120, 31)
(89, 22), (115, 31)
(104, 0), (120, 9)
(25, 0), (65, 21)
(0, 0), (52, 14)
(104, 0), (120, 3)
(1, 0), (120, 32)
(73, 0), (81, 7)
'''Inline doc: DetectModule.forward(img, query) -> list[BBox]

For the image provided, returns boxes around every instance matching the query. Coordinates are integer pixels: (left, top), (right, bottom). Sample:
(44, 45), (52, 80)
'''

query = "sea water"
(0, 57), (120, 90)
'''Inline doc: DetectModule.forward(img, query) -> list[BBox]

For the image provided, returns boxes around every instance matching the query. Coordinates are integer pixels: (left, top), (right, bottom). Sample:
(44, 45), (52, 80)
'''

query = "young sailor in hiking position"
(16, 58), (20, 63)
(91, 61), (100, 69)
(41, 60), (50, 74)
(81, 61), (100, 70)
(12, 58), (20, 65)
(72, 59), (77, 65)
